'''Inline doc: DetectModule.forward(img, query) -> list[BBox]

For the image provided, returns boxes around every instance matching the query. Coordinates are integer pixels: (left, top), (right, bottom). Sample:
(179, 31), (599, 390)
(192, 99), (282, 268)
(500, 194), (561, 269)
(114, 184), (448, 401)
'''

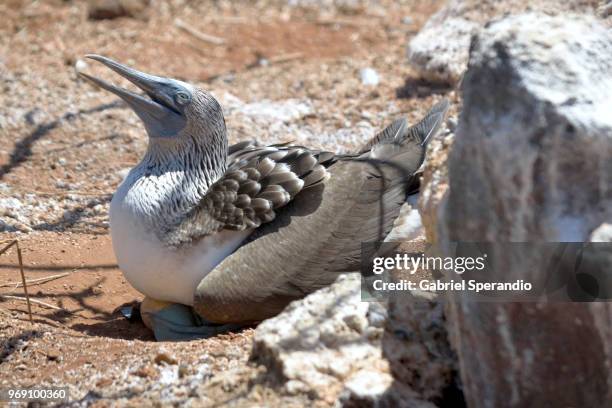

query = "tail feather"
(358, 118), (408, 153)
(336, 99), (450, 243)
(408, 99), (450, 146)
(357, 99), (450, 158)
(365, 99), (449, 173)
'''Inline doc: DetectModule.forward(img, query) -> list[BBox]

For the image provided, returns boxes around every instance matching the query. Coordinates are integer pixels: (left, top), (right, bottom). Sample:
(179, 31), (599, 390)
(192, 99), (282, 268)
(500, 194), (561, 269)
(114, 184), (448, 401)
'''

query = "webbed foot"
(140, 297), (244, 341)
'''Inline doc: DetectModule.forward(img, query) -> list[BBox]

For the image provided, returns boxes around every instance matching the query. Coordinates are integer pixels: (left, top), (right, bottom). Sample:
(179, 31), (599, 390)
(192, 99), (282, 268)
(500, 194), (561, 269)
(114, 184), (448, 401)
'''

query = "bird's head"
(78, 55), (226, 146)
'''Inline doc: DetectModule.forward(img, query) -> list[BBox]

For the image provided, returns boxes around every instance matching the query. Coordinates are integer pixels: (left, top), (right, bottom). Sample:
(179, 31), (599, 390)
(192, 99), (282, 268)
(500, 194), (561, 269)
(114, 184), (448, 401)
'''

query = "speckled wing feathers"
(164, 143), (335, 246)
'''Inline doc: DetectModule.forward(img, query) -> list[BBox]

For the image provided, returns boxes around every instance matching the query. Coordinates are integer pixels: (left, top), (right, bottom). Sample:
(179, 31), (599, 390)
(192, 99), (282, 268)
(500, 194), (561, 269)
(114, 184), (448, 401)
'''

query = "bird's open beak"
(78, 54), (186, 138)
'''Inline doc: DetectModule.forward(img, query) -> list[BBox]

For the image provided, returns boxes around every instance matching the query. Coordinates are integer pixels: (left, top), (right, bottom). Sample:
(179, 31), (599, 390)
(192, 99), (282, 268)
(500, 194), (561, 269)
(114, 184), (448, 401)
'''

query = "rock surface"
(384, 195), (425, 243)
(407, 14), (477, 84)
(438, 13), (612, 407)
(444, 12), (612, 243)
(418, 127), (454, 243)
(591, 223), (612, 242)
(383, 290), (460, 405)
(407, 0), (603, 84)
(251, 274), (435, 406)
(599, 0), (612, 17)
(359, 67), (380, 86)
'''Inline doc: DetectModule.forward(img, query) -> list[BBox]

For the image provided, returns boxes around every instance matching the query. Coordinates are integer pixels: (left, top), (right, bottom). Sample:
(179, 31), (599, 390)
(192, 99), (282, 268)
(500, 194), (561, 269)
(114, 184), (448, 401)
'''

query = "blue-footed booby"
(78, 55), (449, 340)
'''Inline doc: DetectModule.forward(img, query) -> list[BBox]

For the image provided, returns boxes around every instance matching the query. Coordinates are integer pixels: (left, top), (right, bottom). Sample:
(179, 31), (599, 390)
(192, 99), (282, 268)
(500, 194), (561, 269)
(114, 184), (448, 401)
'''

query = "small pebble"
(95, 377), (113, 387)
(402, 16), (413, 25)
(75, 59), (88, 74)
(178, 364), (190, 378)
(154, 352), (178, 366)
(359, 68), (380, 86)
(132, 365), (156, 378)
(117, 168), (131, 180)
(46, 349), (62, 361)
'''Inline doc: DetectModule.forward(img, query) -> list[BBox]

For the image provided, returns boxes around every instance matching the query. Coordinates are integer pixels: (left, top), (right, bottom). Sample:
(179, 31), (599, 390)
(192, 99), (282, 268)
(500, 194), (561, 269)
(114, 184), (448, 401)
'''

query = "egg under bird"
(78, 55), (449, 340)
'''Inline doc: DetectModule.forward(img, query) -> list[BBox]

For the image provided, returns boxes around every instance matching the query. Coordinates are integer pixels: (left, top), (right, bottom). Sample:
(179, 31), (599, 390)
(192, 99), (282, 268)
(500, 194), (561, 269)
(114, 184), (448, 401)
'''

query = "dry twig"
(174, 18), (226, 45)
(0, 295), (62, 311)
(269, 52), (304, 64)
(0, 240), (33, 322)
(316, 17), (374, 27)
(0, 272), (71, 289)
(0, 239), (17, 256)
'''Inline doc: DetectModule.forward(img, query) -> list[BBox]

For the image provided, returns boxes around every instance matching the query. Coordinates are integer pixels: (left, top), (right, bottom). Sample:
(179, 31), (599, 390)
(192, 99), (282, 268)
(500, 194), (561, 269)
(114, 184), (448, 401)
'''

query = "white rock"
(116, 168), (131, 180)
(445, 12), (612, 242)
(251, 274), (388, 399)
(0, 197), (23, 211)
(385, 199), (424, 242)
(590, 223), (612, 242)
(401, 16), (413, 25)
(236, 99), (313, 123)
(408, 16), (478, 84)
(598, 0), (612, 17)
(407, 0), (602, 85)
(359, 67), (380, 86)
(74, 59), (88, 74)
(55, 179), (68, 189)
(337, 369), (436, 407)
(158, 365), (179, 385)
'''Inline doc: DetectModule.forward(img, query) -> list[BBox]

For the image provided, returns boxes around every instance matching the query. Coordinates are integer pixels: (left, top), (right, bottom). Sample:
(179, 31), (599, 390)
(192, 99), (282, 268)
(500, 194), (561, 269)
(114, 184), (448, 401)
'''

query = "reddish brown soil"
(0, 232), (149, 340)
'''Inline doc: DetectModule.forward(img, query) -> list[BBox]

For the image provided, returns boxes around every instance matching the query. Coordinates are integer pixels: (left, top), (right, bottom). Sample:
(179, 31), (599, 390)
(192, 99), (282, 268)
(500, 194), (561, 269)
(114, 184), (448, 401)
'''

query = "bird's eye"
(175, 91), (191, 105)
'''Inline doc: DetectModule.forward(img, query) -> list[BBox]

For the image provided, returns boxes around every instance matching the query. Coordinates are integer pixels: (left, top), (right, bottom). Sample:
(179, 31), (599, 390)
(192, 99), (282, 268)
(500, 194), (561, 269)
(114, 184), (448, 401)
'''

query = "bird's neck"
(144, 135), (228, 187)
(115, 133), (228, 235)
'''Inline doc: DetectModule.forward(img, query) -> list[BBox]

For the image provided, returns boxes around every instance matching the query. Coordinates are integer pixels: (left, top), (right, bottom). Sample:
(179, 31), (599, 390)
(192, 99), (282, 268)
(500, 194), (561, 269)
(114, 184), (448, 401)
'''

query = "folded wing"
(164, 143), (335, 247)
(193, 100), (450, 323)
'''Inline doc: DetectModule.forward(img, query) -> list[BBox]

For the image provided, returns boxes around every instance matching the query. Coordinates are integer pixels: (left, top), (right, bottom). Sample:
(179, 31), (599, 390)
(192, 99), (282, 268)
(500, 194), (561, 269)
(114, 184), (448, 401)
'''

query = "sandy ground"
(0, 0), (456, 404)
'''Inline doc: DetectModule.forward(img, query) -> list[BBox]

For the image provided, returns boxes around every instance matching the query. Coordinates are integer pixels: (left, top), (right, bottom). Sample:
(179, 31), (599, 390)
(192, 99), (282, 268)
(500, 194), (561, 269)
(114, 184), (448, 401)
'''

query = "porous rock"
(590, 223), (612, 242)
(407, 0), (602, 84)
(338, 370), (436, 408)
(383, 290), (460, 405)
(408, 15), (478, 84)
(251, 274), (433, 405)
(438, 13), (612, 407)
(444, 12), (612, 243)
(418, 127), (454, 244)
